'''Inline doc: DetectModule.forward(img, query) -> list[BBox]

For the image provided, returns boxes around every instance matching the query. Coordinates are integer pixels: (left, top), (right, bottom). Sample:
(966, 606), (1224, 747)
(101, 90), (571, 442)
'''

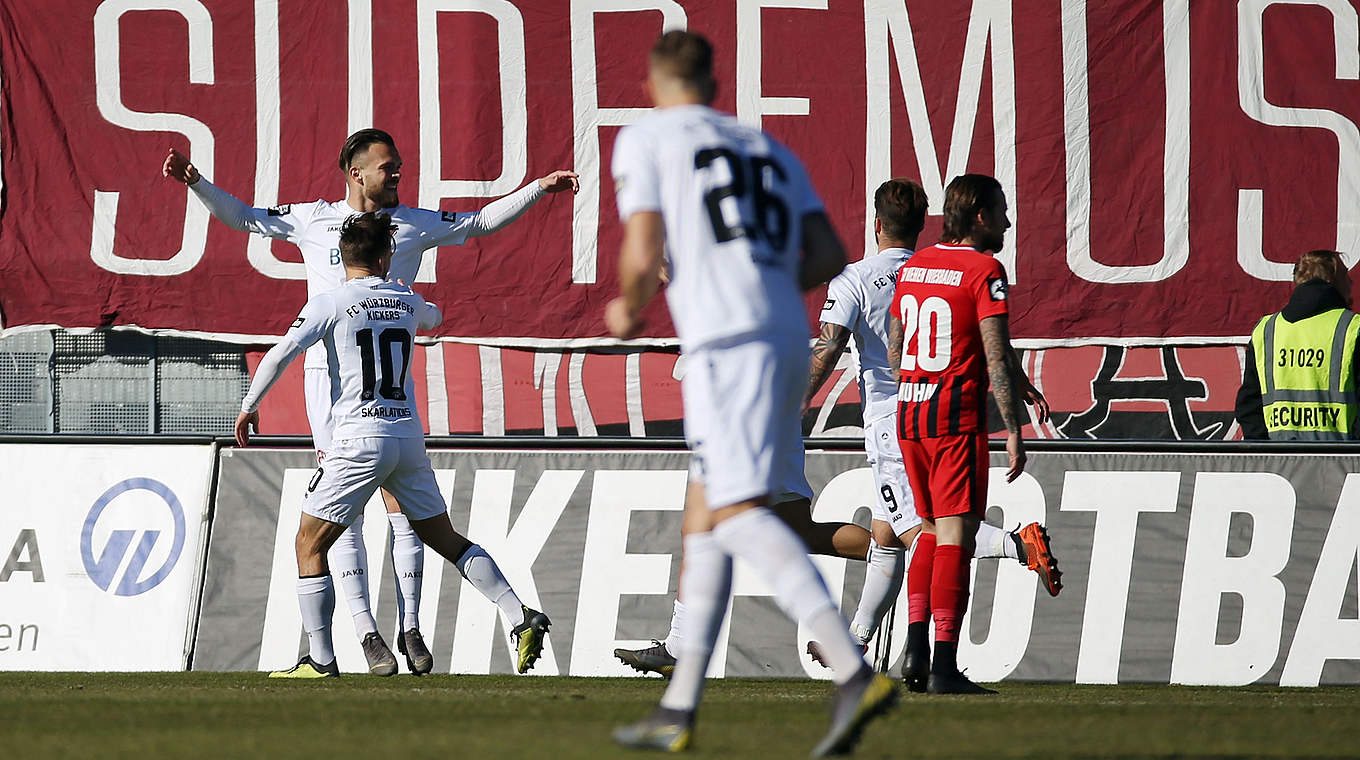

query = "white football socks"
(974, 522), (1017, 559)
(329, 513), (378, 637)
(388, 512), (424, 631)
(454, 544), (525, 626)
(664, 599), (687, 655)
(849, 539), (906, 643)
(297, 574), (336, 665)
(659, 533), (731, 713)
(712, 508), (867, 684)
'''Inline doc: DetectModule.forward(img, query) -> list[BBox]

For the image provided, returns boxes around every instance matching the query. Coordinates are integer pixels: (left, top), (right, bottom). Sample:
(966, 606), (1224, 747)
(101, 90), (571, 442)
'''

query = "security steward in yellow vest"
(1236, 249), (1360, 440)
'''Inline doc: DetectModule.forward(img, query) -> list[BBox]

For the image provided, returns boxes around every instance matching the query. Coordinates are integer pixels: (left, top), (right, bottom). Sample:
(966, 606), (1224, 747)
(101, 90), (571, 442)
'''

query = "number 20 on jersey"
(898, 295), (953, 372)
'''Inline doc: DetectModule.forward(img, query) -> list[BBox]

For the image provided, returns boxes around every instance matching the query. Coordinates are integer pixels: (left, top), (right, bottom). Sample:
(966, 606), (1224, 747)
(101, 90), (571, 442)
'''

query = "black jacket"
(1235, 280), (1360, 439)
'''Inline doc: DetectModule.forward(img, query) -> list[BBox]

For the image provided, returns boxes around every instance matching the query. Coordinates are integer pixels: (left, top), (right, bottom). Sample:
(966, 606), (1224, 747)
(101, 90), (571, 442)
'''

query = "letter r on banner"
(570, 0), (686, 284)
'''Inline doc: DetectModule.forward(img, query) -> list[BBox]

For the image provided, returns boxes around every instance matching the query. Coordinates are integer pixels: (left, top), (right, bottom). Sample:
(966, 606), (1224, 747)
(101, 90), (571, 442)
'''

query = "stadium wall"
(3, 437), (1359, 685)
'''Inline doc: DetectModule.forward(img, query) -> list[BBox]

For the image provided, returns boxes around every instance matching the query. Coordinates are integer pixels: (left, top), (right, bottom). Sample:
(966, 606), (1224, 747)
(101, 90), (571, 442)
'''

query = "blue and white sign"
(81, 478), (187, 596)
(0, 445), (214, 671)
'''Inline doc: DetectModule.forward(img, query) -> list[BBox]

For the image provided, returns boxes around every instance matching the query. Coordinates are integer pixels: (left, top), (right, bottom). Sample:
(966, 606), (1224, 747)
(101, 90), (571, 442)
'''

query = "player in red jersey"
(888, 173), (1029, 694)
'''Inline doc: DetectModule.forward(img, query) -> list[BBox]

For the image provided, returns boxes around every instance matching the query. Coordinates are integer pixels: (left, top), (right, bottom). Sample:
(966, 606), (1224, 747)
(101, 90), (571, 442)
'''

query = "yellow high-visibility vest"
(1251, 307), (1360, 440)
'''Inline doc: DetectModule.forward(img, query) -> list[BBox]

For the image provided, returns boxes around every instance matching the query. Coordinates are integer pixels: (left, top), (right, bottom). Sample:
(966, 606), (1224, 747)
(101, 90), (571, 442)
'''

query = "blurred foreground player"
(804, 178), (1059, 674)
(235, 213), (550, 678)
(165, 132), (576, 675)
(887, 174), (1029, 694)
(605, 31), (895, 756)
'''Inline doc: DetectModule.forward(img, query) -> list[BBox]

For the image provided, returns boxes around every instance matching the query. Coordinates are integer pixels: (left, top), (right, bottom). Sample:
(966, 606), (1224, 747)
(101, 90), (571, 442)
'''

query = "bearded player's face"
(353, 142), (402, 208)
(977, 192), (1011, 253)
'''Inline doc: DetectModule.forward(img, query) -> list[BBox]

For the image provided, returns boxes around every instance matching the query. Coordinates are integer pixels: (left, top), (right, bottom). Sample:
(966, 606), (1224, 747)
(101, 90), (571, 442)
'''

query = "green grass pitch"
(2, 673), (1357, 758)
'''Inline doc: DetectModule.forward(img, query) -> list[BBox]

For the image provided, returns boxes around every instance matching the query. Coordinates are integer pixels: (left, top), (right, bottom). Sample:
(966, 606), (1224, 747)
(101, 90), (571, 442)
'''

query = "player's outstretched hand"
(163, 148), (201, 185)
(1005, 432), (1026, 482)
(235, 410), (259, 447)
(1024, 381), (1050, 424)
(605, 297), (643, 339)
(538, 171), (580, 194)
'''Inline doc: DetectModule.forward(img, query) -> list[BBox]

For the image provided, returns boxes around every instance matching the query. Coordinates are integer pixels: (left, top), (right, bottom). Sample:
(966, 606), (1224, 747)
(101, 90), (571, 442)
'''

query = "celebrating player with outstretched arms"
(236, 212), (550, 679)
(166, 130), (576, 676)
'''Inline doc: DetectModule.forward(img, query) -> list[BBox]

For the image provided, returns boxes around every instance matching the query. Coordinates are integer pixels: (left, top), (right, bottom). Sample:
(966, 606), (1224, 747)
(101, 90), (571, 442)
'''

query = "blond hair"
(1294, 249), (1346, 285)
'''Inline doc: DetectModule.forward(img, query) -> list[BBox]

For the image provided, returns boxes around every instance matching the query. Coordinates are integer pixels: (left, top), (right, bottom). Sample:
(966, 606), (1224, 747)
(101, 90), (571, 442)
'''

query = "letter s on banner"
(92, 0), (215, 276)
(1237, 0), (1360, 280)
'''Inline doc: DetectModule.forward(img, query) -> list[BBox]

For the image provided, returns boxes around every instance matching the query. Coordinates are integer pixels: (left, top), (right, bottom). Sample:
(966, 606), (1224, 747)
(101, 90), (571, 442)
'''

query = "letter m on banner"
(864, 0), (1017, 279)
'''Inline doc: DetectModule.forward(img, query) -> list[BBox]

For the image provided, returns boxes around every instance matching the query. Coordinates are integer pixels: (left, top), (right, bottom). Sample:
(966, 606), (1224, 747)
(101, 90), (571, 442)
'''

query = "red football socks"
(931, 543), (970, 643)
(907, 532), (936, 624)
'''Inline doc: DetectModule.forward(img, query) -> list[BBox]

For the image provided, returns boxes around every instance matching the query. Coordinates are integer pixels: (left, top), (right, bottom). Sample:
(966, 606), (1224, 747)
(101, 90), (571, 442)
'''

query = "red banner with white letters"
(2, 1), (1358, 345)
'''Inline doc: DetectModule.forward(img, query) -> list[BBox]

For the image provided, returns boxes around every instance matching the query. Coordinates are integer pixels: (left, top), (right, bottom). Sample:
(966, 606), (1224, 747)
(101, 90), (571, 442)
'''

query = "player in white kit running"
(605, 32), (895, 757)
(165, 130), (577, 675)
(802, 179), (1063, 677)
(235, 212), (551, 679)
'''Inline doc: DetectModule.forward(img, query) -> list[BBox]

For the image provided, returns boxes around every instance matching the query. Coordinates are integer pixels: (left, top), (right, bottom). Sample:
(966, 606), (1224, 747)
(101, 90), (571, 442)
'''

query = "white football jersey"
(820, 247), (914, 423)
(612, 105), (824, 351)
(280, 276), (442, 441)
(225, 199), (477, 368)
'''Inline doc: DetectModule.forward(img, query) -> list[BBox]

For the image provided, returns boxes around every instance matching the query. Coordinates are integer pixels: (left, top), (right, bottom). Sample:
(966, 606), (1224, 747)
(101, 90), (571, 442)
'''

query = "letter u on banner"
(91, 0), (215, 277)
(1063, 0), (1189, 284)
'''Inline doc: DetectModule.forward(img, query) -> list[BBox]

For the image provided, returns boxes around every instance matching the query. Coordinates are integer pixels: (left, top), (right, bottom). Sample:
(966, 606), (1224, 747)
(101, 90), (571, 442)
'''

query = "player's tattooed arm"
(805, 322), (851, 409)
(981, 316), (1025, 433)
(887, 314), (904, 374)
(982, 314), (1027, 480)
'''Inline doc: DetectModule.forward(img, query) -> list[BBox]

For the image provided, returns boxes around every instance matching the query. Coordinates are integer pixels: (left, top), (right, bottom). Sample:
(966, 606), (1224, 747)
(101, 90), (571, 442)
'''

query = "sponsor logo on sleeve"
(441, 210), (458, 223)
(290, 317), (305, 329)
(267, 204), (291, 216)
(822, 299), (836, 312)
(988, 277), (1008, 301)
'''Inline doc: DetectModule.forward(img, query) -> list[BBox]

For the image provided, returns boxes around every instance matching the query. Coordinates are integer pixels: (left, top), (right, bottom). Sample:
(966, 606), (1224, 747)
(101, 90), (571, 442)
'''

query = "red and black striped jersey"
(890, 243), (1009, 438)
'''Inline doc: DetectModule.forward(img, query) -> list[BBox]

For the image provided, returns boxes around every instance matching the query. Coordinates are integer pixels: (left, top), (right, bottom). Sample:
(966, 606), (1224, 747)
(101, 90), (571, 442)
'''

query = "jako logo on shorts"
(81, 478), (187, 596)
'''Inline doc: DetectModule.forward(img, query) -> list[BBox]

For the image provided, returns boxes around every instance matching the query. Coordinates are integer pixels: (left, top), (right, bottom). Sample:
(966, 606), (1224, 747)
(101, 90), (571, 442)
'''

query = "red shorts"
(899, 432), (988, 520)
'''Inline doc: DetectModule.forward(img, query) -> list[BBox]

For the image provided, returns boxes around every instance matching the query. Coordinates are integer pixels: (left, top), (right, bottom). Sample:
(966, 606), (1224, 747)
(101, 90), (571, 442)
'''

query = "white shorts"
(302, 436), (447, 525)
(865, 412), (920, 535)
(682, 333), (807, 509)
(304, 367), (338, 456)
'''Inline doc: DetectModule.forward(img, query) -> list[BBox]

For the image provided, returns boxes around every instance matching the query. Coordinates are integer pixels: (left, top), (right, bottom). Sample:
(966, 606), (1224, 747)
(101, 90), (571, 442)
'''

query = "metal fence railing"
(1, 329), (250, 434)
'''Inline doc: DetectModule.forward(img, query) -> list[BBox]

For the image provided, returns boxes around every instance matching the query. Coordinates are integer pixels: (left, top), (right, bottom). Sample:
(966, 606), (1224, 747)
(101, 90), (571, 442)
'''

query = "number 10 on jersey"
(898, 295), (952, 372)
(355, 327), (412, 401)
